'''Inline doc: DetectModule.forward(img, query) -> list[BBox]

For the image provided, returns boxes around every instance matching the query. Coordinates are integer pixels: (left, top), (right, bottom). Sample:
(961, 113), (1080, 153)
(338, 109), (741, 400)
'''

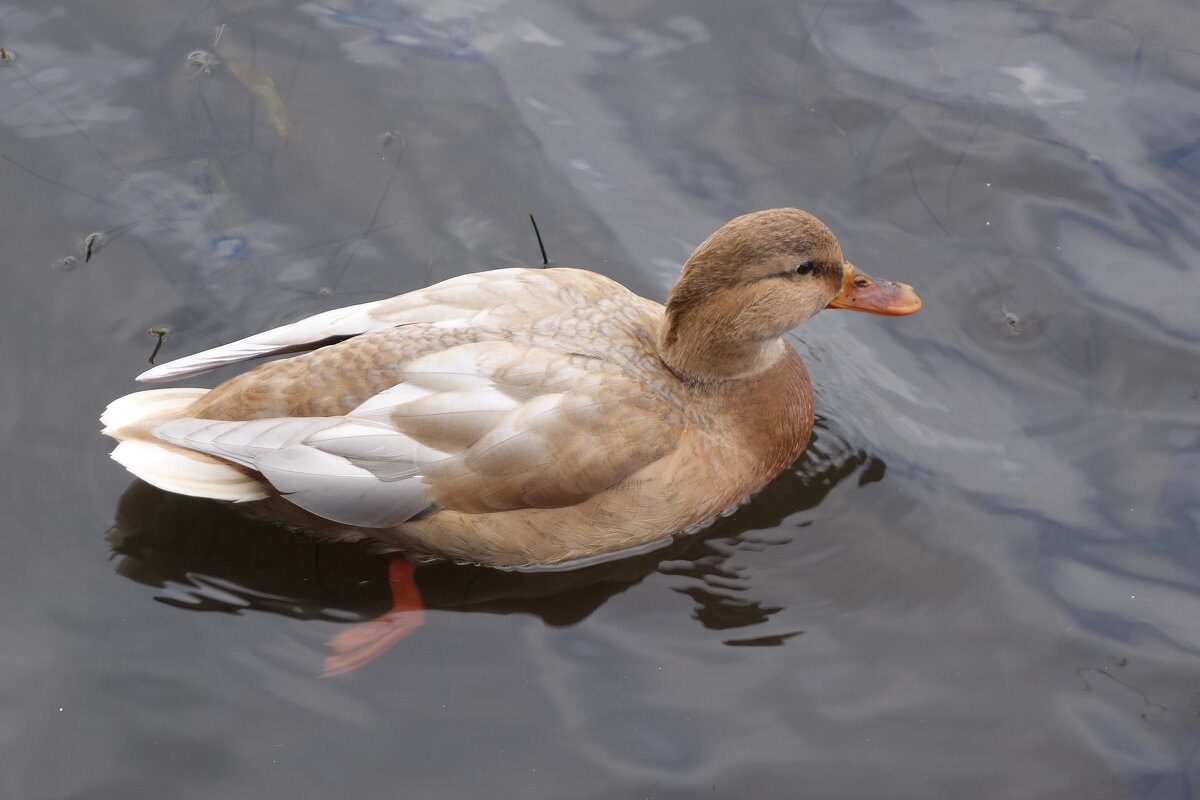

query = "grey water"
(3, 0), (1200, 797)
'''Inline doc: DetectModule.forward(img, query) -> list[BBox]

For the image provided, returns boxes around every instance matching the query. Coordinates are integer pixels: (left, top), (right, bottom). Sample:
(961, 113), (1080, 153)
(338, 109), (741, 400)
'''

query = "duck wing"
(150, 340), (682, 528)
(138, 267), (624, 382)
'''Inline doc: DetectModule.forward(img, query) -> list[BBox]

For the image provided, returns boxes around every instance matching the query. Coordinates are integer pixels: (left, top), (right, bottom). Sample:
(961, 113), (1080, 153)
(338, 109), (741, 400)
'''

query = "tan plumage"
(102, 209), (920, 567)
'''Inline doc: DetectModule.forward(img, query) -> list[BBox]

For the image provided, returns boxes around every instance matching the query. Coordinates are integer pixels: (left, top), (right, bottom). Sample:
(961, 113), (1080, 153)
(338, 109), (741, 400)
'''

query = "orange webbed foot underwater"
(322, 558), (426, 677)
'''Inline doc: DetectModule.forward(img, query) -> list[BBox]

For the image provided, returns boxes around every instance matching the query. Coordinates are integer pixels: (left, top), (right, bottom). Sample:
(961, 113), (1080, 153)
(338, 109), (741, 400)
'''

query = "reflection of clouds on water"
(782, 4), (1200, 672)
(1051, 556), (1200, 651)
(302, 1), (709, 63)
(2, 10), (151, 140)
(6, 55), (149, 137)
(301, 1), (565, 62)
(815, 2), (1200, 343)
(299, 1), (726, 297)
(590, 15), (711, 61)
(1042, 420), (1200, 652)
(998, 64), (1086, 106)
(95, 167), (309, 313)
(1059, 666), (1177, 774)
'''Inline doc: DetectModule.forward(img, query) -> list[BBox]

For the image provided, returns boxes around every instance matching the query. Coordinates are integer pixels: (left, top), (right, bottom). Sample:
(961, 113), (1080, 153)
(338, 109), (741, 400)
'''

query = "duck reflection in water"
(106, 422), (886, 675)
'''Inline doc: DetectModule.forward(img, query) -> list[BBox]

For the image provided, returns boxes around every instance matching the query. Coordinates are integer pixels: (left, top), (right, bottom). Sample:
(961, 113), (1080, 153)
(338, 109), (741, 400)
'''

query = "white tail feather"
(110, 440), (268, 502)
(100, 388), (210, 431)
(103, 387), (268, 502)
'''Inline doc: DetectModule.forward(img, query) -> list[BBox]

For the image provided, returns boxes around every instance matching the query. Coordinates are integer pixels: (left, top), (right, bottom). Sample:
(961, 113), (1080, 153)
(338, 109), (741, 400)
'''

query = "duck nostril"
(853, 276), (871, 288)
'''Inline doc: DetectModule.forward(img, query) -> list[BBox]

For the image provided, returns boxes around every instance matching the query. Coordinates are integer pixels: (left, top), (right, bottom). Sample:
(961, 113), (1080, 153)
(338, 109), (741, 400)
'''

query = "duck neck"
(657, 296), (788, 382)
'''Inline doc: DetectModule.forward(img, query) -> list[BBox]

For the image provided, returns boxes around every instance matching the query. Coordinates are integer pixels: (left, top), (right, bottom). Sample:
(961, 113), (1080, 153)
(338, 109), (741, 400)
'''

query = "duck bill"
(826, 264), (922, 316)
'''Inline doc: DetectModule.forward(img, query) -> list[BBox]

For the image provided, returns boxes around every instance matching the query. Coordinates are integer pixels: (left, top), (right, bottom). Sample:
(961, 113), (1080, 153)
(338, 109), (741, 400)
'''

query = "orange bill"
(826, 263), (922, 316)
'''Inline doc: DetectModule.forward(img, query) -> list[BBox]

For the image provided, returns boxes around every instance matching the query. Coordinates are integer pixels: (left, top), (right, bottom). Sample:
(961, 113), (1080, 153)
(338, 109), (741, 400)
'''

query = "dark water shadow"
(106, 420), (882, 638)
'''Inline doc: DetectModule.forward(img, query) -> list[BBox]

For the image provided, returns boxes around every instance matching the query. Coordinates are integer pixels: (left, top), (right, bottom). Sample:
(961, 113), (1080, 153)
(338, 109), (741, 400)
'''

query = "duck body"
(103, 210), (919, 567)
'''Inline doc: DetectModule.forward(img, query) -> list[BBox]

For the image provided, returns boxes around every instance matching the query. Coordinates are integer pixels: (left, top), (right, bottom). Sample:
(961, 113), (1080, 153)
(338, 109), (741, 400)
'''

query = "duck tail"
(101, 389), (269, 502)
(101, 387), (210, 432)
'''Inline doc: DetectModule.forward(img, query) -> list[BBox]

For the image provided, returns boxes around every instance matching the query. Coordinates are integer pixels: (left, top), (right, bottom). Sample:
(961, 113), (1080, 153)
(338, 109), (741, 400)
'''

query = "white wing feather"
(254, 447), (434, 527)
(153, 417), (342, 470)
(137, 298), (392, 382)
(143, 341), (555, 526)
(136, 268), (586, 382)
(151, 413), (452, 525)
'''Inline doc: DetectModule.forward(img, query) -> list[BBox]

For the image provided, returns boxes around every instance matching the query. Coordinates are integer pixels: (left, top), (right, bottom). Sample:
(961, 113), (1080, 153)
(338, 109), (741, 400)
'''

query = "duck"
(102, 208), (920, 569)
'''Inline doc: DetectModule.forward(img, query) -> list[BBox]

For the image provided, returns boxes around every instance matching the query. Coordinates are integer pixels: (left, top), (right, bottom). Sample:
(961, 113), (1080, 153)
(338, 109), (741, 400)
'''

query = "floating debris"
(1000, 303), (1024, 336)
(56, 255), (77, 271)
(529, 213), (549, 267)
(0, 47), (12, 65)
(213, 24), (227, 48)
(147, 328), (170, 364)
(226, 60), (291, 138)
(187, 49), (218, 76)
(83, 232), (106, 262)
(377, 130), (405, 159)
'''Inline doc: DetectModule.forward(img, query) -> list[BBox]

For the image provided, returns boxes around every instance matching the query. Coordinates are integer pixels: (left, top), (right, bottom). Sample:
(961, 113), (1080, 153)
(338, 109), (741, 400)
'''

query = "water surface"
(3, 0), (1200, 797)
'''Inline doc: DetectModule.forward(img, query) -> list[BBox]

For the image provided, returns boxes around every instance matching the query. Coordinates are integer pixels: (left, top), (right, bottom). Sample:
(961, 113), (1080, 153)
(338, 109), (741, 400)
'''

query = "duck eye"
(795, 261), (814, 276)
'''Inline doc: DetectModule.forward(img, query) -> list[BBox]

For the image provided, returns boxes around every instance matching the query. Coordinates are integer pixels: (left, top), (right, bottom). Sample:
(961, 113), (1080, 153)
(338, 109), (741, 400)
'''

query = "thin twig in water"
(906, 156), (952, 238)
(8, 62), (174, 205)
(333, 140), (404, 289)
(2, 155), (116, 209)
(529, 213), (549, 267)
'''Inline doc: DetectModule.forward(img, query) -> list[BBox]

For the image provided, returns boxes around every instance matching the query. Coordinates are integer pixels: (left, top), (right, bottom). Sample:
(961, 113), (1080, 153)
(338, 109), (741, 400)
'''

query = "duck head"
(659, 208), (921, 381)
